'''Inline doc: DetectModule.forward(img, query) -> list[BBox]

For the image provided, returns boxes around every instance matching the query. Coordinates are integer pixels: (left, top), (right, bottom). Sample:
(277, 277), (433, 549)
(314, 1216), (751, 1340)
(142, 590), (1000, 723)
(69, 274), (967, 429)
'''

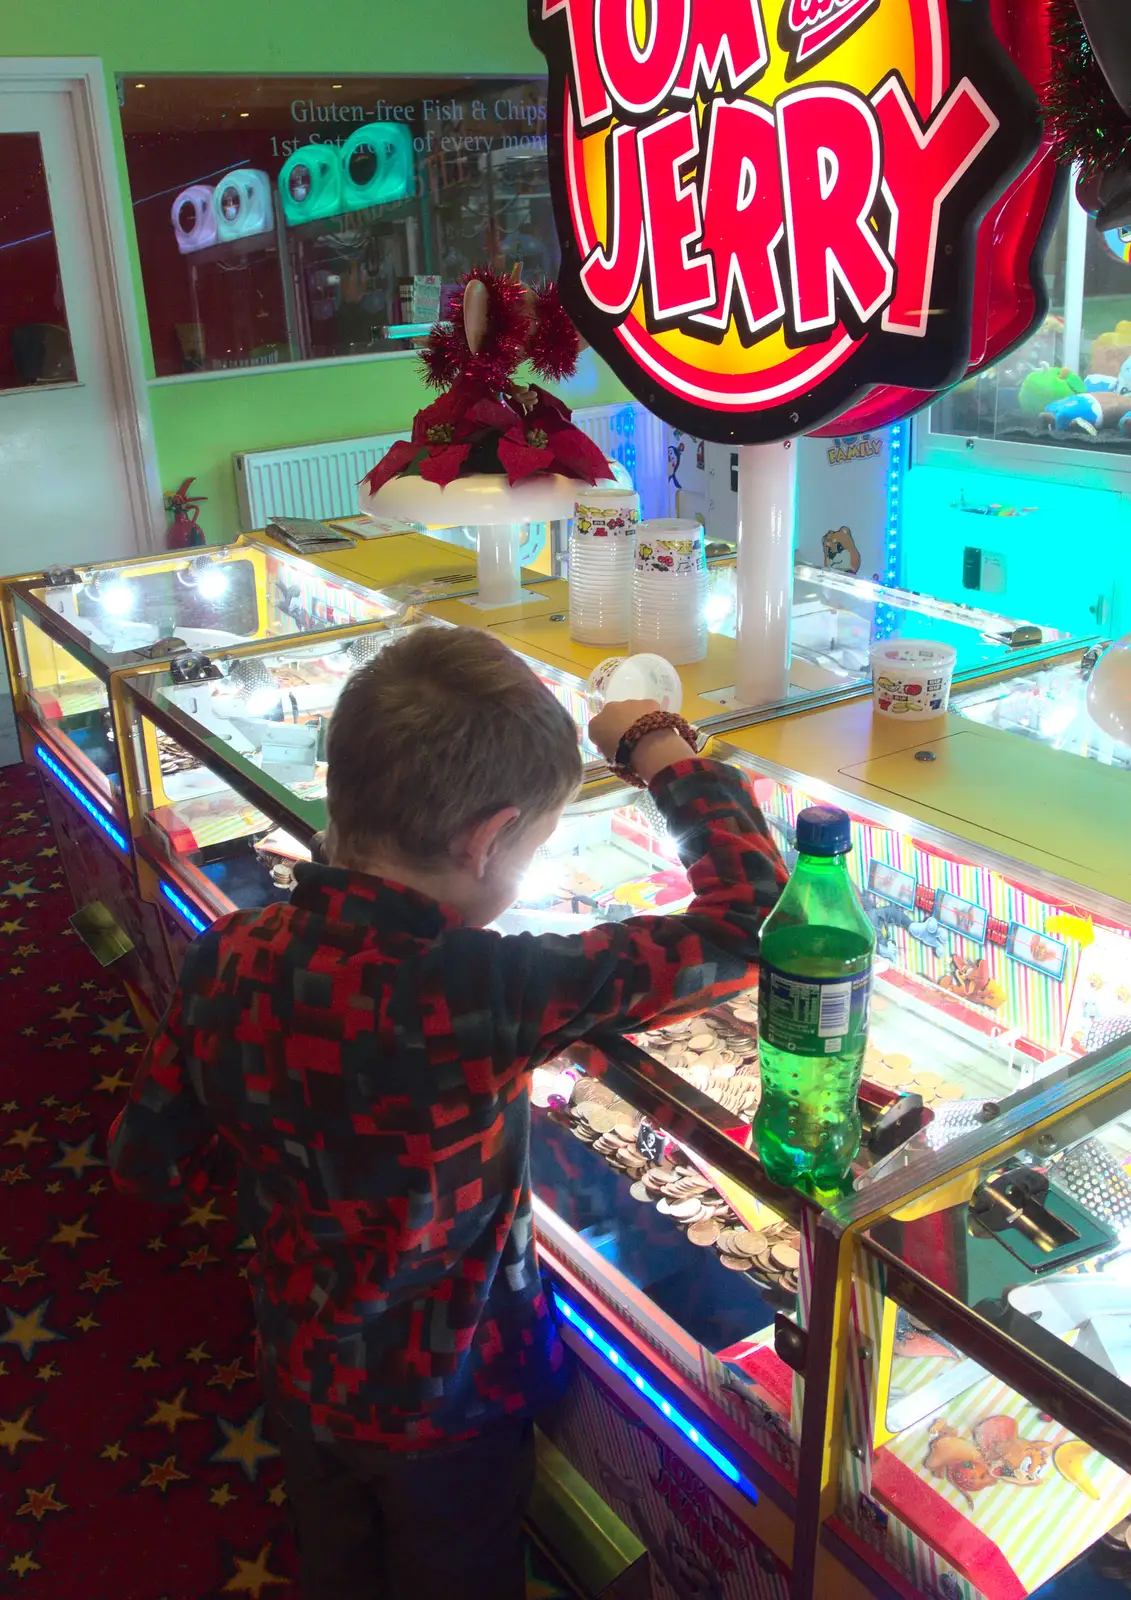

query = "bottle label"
(758, 963), (873, 1056)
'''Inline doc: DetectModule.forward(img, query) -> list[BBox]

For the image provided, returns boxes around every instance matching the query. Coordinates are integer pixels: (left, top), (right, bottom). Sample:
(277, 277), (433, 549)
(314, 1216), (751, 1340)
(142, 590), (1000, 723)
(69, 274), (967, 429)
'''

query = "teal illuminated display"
(341, 122), (413, 209)
(278, 122), (413, 225)
(278, 144), (342, 224)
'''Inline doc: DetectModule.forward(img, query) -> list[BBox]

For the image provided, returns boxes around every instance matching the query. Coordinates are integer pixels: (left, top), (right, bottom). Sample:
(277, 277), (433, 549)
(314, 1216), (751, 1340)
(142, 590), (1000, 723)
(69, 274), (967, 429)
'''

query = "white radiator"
(231, 403), (671, 532)
(234, 431), (409, 529)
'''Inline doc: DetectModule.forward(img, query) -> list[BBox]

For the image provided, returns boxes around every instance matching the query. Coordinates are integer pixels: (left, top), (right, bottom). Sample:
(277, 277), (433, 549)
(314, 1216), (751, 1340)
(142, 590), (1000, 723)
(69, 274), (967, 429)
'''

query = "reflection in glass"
(0, 133), (75, 390)
(120, 77), (557, 376)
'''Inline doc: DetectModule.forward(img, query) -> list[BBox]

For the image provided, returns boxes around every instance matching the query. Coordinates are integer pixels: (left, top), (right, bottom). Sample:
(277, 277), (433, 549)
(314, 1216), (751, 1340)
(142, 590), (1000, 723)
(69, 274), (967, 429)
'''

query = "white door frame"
(0, 59), (164, 555)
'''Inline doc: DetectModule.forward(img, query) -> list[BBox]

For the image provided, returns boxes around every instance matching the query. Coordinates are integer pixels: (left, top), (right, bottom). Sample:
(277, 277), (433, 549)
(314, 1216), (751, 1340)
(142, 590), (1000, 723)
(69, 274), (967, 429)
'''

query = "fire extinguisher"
(165, 478), (207, 549)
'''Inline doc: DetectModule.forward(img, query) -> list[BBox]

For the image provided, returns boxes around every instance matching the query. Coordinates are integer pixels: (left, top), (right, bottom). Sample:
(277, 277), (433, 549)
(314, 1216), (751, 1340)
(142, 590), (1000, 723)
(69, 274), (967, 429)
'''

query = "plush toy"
(1042, 352), (1131, 433)
(1018, 365), (1086, 414)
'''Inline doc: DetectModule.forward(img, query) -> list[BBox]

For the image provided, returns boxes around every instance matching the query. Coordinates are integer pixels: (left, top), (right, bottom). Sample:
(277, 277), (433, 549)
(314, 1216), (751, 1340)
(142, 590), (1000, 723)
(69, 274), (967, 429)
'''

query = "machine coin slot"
(970, 1163), (1115, 1272)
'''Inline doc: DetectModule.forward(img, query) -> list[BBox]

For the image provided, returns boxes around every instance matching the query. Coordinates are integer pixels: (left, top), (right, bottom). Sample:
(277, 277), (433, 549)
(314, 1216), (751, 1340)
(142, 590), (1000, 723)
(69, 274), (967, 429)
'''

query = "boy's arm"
(107, 986), (233, 1205)
(429, 748), (787, 1073)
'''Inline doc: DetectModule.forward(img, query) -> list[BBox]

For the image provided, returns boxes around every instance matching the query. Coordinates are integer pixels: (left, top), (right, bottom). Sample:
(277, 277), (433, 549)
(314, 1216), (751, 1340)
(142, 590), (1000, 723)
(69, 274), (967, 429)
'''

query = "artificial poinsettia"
(362, 267), (608, 497)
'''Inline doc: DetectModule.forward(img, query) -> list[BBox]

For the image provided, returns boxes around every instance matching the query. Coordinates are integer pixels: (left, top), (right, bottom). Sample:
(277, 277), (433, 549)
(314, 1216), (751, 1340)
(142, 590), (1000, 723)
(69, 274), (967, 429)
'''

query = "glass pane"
(0, 133), (76, 390)
(703, 564), (1074, 692)
(119, 76), (556, 377)
(927, 186), (1131, 455)
(953, 656), (1131, 770)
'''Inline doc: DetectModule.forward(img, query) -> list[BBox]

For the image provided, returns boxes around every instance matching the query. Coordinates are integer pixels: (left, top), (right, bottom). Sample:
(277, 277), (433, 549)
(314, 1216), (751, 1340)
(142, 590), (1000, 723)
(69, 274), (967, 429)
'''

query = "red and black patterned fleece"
(109, 758), (785, 1450)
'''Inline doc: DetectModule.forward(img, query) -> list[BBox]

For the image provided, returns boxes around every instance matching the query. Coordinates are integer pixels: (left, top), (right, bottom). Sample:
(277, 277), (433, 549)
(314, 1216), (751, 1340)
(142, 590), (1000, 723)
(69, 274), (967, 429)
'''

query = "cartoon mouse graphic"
(822, 526), (862, 573)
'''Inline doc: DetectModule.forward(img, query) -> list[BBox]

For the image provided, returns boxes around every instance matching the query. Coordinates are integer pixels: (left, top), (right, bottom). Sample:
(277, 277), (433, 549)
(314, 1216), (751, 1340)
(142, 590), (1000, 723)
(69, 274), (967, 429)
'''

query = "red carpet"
(0, 763), (577, 1600)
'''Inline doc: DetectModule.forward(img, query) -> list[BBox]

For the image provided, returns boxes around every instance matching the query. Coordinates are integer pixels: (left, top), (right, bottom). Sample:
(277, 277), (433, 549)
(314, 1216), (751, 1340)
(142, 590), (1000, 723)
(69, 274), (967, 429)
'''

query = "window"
(927, 185), (1131, 456)
(119, 75), (555, 378)
(0, 133), (75, 391)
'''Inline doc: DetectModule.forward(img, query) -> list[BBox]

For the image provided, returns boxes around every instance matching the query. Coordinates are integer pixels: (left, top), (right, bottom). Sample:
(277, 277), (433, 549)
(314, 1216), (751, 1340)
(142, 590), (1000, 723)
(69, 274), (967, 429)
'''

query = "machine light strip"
(159, 880), (210, 935)
(35, 744), (128, 853)
(553, 1292), (751, 1494)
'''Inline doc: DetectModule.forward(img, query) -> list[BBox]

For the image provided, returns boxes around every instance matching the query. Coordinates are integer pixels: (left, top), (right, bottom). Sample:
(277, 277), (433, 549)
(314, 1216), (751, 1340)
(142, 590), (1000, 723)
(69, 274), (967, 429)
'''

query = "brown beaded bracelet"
(609, 710), (700, 787)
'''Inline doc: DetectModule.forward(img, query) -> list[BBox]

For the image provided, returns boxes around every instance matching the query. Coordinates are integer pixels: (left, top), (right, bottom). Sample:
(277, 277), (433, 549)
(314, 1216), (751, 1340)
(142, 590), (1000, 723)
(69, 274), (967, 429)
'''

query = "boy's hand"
(588, 700), (698, 784)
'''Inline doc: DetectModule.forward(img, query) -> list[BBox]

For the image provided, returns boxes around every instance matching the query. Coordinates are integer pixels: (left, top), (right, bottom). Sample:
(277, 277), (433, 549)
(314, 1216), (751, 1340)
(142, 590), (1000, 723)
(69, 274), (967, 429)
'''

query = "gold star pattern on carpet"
(221, 1542), (288, 1597)
(0, 1407), (44, 1457)
(185, 1197), (226, 1229)
(146, 1388), (201, 1435)
(93, 1068), (129, 1095)
(44, 1181), (61, 1195)
(44, 1033), (74, 1052)
(78, 1266), (120, 1295)
(100, 1440), (127, 1462)
(51, 1214), (96, 1250)
(185, 1342), (210, 1364)
(17, 1481), (66, 1521)
(1, 1099), (17, 1113)
(210, 1481), (237, 1508)
(146, 1236), (166, 1252)
(4, 1122), (44, 1152)
(74, 1313), (99, 1332)
(34, 1361), (60, 1384)
(266, 1482), (287, 1507)
(3, 1260), (45, 1288)
(51, 1002), (84, 1022)
(211, 1407), (279, 1483)
(0, 1299), (63, 1361)
(133, 1350), (159, 1371)
(1, 1164), (29, 1186)
(52, 1136), (105, 1179)
(182, 1245), (218, 1272)
(94, 1011), (139, 1043)
(141, 1454), (190, 1494)
(0, 918), (26, 935)
(8, 1552), (40, 1578)
(55, 1104), (89, 1126)
(209, 1357), (253, 1392)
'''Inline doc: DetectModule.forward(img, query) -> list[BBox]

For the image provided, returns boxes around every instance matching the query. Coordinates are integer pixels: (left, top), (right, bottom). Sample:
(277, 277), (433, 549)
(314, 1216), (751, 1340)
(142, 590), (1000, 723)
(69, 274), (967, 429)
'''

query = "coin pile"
(557, 1075), (801, 1300)
(863, 1048), (963, 1109)
(637, 1005), (762, 1123)
(155, 727), (203, 777)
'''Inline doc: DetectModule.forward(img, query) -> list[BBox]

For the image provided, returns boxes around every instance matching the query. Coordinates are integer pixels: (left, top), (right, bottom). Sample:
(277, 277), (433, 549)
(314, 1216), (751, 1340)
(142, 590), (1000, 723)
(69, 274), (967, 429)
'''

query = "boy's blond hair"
(325, 625), (583, 869)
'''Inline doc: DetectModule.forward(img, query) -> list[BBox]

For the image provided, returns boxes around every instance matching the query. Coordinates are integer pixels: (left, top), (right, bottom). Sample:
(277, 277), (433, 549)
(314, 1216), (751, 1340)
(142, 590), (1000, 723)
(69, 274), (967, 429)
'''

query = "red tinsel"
(1044, 0), (1131, 176)
(363, 266), (607, 496)
(526, 284), (582, 382)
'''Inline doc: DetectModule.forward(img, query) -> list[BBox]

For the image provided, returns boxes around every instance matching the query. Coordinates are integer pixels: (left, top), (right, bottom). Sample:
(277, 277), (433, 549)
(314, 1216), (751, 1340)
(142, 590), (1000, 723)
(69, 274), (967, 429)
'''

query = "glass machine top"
(705, 563), (1077, 691)
(15, 542), (395, 800)
(953, 654), (1131, 771)
(128, 619), (596, 916)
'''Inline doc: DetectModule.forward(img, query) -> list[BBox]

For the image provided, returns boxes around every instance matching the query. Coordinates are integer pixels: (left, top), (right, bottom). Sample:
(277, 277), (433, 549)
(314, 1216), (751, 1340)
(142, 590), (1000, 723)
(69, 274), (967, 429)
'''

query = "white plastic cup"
(869, 641), (957, 720)
(630, 519), (707, 665)
(584, 653), (683, 714)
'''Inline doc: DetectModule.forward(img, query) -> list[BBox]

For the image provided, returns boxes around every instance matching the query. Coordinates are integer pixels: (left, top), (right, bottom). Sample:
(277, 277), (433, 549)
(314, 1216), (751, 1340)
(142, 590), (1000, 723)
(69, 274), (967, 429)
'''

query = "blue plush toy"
(1043, 353), (1131, 435)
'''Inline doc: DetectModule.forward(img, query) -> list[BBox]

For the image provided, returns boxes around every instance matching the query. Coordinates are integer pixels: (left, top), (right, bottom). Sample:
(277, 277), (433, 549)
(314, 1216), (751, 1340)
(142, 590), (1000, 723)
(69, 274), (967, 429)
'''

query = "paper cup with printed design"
(572, 488), (640, 540)
(869, 641), (957, 720)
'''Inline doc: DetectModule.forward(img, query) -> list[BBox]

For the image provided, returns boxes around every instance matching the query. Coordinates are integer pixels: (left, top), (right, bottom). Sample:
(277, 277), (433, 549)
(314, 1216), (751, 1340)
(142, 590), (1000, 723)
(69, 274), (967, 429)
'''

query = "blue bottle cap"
(796, 805), (852, 857)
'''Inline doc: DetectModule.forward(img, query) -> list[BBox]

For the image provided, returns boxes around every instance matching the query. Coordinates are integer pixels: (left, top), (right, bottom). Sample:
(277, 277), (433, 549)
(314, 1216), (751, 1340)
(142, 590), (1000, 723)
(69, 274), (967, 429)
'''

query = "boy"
(109, 625), (786, 1600)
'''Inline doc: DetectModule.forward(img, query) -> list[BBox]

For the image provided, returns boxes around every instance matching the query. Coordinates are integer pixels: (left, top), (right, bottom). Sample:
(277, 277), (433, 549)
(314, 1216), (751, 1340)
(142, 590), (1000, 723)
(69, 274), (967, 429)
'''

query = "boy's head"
(324, 625), (583, 925)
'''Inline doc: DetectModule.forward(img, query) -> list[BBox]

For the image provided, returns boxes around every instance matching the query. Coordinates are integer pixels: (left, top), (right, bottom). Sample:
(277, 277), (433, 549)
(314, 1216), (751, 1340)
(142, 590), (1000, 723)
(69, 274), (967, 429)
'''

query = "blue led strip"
(553, 1291), (753, 1497)
(159, 880), (210, 936)
(35, 744), (128, 853)
(874, 421), (905, 640)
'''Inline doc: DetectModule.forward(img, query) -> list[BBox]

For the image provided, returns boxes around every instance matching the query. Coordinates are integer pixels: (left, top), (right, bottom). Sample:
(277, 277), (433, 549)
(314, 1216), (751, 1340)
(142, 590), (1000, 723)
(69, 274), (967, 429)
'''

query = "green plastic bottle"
(755, 805), (876, 1194)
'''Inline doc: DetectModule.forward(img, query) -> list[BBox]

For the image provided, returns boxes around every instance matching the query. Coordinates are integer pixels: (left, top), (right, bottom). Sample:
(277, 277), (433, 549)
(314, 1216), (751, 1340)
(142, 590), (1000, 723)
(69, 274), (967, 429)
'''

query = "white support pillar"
(476, 523), (524, 607)
(734, 440), (798, 706)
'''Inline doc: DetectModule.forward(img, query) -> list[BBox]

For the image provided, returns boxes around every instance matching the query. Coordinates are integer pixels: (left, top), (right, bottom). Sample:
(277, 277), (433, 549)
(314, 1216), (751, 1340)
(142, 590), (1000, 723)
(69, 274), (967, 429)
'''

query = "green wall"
(1, 0), (630, 538)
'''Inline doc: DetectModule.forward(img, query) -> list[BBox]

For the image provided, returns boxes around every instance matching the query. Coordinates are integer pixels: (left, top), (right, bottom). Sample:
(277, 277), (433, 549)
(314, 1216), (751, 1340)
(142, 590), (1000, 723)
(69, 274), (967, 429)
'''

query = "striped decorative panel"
(231, 402), (674, 532)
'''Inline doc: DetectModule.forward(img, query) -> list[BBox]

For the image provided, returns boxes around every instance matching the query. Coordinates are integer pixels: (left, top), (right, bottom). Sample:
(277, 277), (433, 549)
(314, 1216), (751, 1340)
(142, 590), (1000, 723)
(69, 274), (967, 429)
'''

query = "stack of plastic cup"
(630, 518), (708, 665)
(568, 489), (640, 645)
